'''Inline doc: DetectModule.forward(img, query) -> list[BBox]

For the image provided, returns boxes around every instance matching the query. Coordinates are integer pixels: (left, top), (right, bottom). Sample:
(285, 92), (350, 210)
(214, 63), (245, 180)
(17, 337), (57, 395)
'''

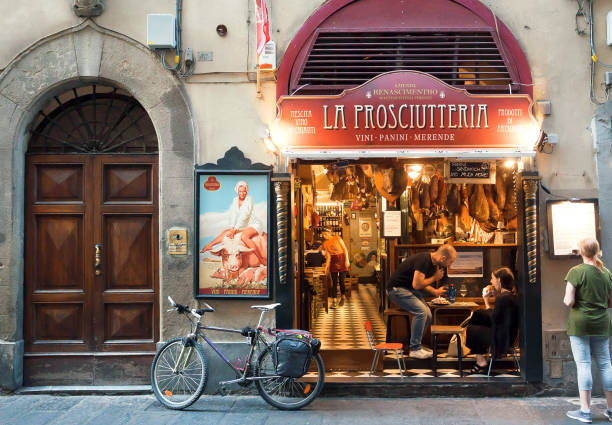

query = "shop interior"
(293, 159), (522, 379)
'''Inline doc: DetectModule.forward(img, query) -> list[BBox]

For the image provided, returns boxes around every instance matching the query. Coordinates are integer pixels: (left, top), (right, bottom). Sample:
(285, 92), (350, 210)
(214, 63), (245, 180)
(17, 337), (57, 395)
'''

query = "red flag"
(254, 0), (270, 57)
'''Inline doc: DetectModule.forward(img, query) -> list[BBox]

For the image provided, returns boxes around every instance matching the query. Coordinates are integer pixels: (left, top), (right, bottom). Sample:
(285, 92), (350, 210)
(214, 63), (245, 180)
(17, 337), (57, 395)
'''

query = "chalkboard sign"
(444, 160), (496, 183)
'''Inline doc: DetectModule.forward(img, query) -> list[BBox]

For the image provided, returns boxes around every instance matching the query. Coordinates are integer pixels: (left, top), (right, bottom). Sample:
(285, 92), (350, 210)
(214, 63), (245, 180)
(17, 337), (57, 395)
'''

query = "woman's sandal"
(469, 363), (488, 375)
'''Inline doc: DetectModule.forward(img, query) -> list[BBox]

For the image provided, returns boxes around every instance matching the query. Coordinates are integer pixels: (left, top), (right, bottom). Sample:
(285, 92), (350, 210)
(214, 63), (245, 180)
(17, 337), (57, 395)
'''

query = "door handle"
(94, 244), (103, 276)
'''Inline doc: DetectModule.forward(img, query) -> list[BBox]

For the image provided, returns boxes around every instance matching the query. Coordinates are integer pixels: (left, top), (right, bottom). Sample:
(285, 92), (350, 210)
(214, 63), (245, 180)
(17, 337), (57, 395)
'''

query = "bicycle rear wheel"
(254, 347), (325, 410)
(151, 337), (208, 410)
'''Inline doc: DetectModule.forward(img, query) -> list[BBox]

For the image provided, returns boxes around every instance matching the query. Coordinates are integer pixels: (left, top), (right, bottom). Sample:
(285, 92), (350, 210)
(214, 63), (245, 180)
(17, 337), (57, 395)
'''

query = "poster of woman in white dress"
(196, 172), (269, 298)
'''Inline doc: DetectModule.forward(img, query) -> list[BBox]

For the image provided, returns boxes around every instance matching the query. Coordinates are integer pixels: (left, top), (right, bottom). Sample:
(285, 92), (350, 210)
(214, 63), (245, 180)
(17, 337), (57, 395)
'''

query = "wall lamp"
(263, 135), (278, 153)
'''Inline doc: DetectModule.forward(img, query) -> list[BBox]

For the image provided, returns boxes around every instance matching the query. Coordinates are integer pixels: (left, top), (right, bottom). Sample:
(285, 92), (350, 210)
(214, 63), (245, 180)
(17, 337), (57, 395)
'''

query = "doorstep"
(16, 385), (152, 395)
(321, 378), (540, 397)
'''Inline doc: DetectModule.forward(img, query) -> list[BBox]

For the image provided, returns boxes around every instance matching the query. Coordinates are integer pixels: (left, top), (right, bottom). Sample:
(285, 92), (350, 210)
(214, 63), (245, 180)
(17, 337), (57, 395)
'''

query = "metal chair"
(364, 320), (406, 376)
(487, 333), (520, 377)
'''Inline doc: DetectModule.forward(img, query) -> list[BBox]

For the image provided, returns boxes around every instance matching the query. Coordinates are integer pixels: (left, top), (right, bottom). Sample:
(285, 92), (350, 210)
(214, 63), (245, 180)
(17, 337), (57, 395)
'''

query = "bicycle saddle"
(250, 303), (281, 311)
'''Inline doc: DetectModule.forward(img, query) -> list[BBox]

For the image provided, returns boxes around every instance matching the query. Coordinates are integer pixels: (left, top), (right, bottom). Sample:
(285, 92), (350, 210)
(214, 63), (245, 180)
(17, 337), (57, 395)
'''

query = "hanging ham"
(503, 174), (518, 220)
(469, 184), (489, 223)
(484, 185), (500, 224)
(436, 178), (447, 208)
(495, 170), (507, 211)
(419, 180), (431, 210)
(447, 184), (459, 214)
(430, 172), (440, 201)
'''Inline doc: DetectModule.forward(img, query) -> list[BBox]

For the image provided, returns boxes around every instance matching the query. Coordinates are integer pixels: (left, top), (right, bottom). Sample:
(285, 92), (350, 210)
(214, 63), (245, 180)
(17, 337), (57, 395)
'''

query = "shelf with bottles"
(315, 204), (343, 218)
(319, 217), (343, 227)
(314, 225), (342, 237)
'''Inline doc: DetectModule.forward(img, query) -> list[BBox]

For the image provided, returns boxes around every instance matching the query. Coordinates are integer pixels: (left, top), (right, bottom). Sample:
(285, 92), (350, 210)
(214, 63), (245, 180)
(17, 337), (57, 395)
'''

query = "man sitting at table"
(387, 244), (456, 359)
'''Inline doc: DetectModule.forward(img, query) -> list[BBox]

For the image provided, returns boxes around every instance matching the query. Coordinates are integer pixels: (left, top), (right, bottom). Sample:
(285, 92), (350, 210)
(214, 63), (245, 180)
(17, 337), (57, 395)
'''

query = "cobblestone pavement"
(0, 394), (609, 424)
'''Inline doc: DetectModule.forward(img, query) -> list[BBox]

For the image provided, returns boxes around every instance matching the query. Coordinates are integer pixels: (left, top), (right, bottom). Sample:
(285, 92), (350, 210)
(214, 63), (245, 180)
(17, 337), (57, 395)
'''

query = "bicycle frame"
(177, 307), (281, 387)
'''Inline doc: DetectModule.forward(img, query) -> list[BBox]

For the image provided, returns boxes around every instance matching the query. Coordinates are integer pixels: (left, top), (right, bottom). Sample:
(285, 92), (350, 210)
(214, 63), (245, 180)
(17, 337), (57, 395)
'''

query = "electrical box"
(607, 11), (612, 45)
(259, 41), (277, 70)
(147, 14), (176, 49)
(536, 100), (552, 116)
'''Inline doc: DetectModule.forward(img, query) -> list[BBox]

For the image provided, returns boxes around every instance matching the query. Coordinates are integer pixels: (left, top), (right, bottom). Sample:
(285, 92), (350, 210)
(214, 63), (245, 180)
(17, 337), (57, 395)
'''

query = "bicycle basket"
(273, 331), (318, 378)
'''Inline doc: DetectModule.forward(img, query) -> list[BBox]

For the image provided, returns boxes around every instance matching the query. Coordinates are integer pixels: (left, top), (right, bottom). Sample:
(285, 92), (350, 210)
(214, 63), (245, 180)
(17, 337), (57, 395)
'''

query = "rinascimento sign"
(272, 71), (541, 150)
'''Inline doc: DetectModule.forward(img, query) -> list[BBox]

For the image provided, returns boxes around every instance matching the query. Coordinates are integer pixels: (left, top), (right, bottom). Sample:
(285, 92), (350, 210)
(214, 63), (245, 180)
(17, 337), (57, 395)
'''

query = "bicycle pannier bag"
(273, 333), (315, 378)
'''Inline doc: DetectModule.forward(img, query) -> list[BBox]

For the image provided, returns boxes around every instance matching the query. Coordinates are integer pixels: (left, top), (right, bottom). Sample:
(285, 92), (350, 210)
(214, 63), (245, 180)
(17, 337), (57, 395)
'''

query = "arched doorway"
(23, 83), (159, 385)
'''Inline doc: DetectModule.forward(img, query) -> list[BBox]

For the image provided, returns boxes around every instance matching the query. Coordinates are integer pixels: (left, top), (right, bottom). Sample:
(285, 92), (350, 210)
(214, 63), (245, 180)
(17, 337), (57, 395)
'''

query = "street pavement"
(0, 394), (610, 424)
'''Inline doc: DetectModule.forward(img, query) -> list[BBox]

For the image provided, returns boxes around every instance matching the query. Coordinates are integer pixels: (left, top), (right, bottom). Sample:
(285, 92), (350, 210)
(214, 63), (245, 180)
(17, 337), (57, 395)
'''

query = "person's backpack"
(273, 331), (321, 378)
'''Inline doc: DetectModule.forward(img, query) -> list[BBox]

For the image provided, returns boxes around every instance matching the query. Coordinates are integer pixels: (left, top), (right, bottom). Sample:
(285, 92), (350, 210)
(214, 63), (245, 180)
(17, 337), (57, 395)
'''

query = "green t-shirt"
(566, 264), (612, 336)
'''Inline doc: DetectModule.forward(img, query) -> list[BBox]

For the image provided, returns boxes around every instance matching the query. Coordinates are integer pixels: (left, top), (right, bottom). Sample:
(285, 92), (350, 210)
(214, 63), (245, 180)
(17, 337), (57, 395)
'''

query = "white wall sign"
(548, 200), (599, 257)
(383, 210), (402, 237)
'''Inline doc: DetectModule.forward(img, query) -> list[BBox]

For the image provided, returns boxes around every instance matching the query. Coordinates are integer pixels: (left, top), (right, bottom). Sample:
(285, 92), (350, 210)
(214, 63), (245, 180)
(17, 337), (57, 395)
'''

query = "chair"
(431, 325), (464, 377)
(487, 333), (520, 377)
(364, 320), (406, 376)
(344, 276), (357, 299)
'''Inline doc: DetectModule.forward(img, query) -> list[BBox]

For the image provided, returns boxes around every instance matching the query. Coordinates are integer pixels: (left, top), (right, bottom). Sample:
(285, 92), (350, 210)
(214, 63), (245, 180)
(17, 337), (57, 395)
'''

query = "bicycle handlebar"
(167, 296), (214, 320)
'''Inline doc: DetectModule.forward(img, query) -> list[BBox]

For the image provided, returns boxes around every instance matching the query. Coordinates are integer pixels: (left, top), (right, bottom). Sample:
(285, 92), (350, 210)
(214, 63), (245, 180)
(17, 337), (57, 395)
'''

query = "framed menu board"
(546, 199), (600, 258)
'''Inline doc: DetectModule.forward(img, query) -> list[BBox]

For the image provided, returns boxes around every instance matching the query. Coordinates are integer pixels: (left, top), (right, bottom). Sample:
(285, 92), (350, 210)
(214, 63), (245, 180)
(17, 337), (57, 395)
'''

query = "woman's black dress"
(465, 292), (519, 356)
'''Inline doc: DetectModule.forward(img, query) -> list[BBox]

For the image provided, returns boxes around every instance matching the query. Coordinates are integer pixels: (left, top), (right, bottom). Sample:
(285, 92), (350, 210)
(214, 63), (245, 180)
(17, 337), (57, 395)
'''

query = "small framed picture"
(351, 213), (356, 219)
(447, 251), (484, 278)
(194, 169), (272, 299)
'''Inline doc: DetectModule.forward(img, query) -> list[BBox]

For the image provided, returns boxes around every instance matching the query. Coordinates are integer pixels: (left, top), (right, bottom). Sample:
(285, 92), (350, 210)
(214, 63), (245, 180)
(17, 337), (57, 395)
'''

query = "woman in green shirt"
(564, 238), (612, 423)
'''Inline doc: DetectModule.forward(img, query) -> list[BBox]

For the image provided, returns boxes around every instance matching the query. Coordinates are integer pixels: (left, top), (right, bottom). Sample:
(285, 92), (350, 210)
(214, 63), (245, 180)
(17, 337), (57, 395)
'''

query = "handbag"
(446, 329), (471, 357)
(446, 312), (474, 357)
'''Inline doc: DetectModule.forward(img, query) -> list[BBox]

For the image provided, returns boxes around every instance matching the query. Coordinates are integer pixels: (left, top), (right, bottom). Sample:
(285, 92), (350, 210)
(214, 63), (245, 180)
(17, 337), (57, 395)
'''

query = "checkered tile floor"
(317, 369), (520, 379)
(310, 283), (385, 350)
(309, 283), (520, 379)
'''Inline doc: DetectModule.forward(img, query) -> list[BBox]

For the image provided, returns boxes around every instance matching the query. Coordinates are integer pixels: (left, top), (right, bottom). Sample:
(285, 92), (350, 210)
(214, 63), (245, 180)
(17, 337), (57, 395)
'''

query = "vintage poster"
(195, 171), (270, 298)
(359, 218), (372, 238)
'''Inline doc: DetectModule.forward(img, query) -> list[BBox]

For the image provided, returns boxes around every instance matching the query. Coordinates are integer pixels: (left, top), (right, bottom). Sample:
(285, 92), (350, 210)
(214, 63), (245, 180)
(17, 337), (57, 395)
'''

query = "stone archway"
(0, 20), (196, 389)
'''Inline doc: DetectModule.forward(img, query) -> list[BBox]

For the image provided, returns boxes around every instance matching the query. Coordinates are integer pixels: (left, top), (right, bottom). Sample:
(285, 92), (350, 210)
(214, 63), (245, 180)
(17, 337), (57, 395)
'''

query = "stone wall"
(0, 21), (196, 390)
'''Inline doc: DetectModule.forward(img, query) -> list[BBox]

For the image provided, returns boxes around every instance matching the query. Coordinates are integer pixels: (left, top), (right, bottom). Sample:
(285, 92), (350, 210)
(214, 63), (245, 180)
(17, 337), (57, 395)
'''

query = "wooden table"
(427, 301), (479, 325)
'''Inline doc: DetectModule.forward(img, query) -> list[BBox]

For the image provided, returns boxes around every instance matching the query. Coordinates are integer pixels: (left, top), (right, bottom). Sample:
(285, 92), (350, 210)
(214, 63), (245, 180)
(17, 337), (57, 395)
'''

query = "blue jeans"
(388, 287), (432, 351)
(569, 335), (612, 392)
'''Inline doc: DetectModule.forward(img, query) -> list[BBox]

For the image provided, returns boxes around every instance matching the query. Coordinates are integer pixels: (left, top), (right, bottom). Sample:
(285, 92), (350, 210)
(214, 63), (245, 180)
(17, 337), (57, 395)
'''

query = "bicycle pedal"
(218, 386), (229, 396)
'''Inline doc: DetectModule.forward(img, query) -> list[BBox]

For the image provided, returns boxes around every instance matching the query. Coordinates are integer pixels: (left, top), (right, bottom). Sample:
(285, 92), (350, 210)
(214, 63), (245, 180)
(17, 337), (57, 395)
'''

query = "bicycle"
(150, 296), (325, 410)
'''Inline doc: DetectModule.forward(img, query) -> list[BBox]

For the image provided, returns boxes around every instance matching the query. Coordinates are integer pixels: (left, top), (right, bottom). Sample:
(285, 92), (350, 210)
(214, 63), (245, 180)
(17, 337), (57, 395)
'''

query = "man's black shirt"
(387, 252), (437, 291)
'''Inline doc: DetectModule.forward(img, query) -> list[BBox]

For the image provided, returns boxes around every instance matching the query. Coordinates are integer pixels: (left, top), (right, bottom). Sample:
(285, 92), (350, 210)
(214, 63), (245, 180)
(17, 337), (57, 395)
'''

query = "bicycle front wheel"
(254, 348), (325, 410)
(151, 337), (208, 410)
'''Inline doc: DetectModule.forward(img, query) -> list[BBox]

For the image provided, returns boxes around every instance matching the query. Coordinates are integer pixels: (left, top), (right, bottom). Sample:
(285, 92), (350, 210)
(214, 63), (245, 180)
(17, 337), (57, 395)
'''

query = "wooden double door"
(24, 154), (159, 383)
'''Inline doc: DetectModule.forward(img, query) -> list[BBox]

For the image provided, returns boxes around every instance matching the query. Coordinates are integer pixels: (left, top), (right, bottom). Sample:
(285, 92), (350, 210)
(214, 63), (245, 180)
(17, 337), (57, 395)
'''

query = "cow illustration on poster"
(196, 171), (270, 298)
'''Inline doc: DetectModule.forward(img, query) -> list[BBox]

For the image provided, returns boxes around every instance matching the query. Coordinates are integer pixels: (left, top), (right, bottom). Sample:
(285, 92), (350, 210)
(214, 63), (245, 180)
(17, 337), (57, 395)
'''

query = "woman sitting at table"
(465, 266), (519, 374)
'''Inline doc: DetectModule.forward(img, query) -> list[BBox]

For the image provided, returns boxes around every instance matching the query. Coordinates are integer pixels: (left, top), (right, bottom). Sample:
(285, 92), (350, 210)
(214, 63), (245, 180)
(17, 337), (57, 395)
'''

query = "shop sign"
(272, 71), (541, 150)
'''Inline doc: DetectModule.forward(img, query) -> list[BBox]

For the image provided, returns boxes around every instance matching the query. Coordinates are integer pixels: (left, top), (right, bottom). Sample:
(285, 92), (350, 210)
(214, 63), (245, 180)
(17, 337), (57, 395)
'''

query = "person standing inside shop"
(387, 244), (456, 359)
(321, 229), (350, 309)
(564, 237), (612, 423)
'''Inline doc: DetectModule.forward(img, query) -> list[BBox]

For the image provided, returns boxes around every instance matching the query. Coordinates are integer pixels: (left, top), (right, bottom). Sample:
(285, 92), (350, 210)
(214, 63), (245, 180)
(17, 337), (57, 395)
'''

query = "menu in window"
(549, 201), (598, 256)
(383, 210), (402, 237)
